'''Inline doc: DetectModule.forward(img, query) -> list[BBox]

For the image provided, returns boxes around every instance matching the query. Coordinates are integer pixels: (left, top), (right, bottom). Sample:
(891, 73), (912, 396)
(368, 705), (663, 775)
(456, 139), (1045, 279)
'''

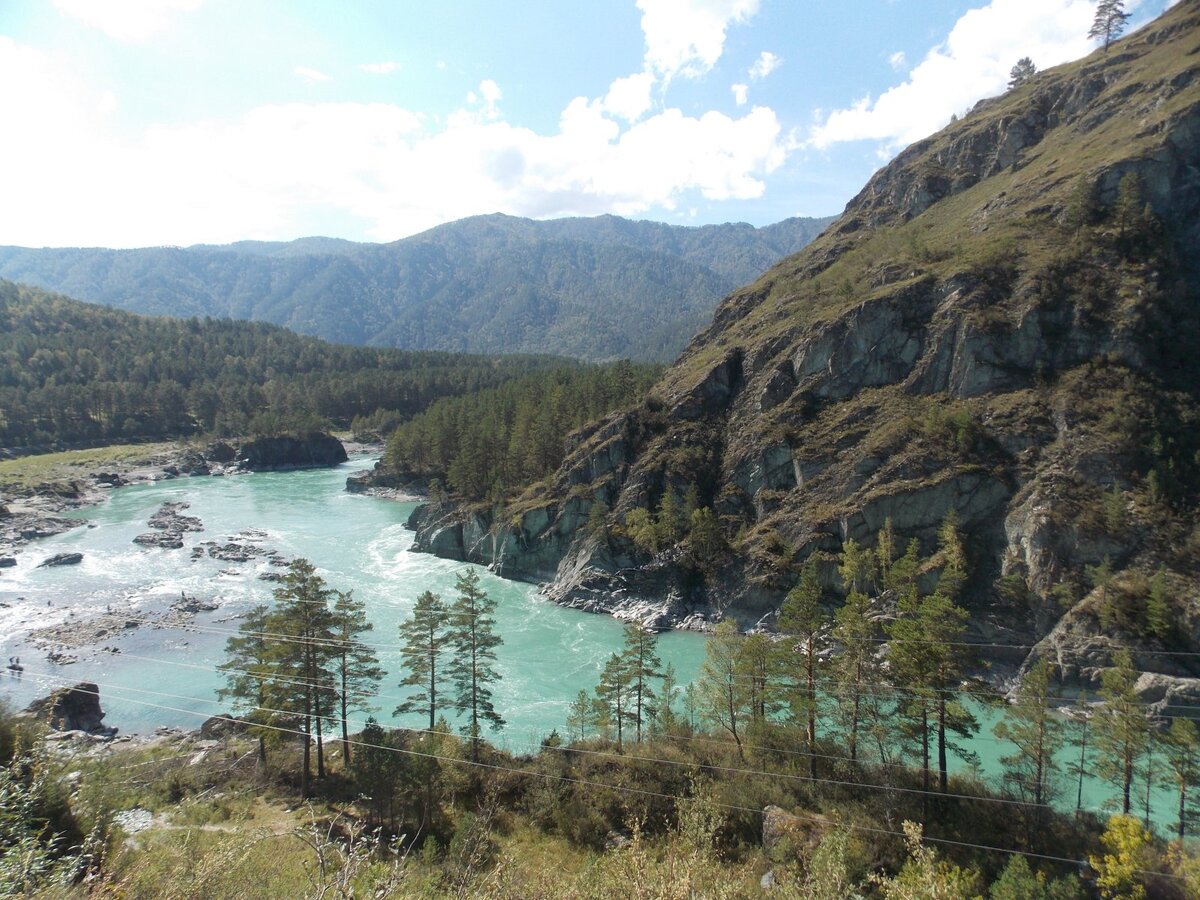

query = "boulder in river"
(23, 682), (116, 736)
(0, 557), (15, 568)
(38, 551), (83, 568)
(133, 532), (184, 549)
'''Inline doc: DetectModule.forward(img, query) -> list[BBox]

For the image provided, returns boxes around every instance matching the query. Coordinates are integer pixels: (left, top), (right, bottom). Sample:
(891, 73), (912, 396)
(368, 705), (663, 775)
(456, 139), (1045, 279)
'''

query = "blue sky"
(0, 0), (1179, 247)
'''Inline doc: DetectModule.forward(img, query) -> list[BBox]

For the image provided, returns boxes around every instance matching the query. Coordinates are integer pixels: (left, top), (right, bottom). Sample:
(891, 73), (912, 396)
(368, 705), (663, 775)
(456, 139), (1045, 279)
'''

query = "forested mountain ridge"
(406, 2), (1200, 704)
(0, 280), (581, 447)
(0, 213), (833, 363)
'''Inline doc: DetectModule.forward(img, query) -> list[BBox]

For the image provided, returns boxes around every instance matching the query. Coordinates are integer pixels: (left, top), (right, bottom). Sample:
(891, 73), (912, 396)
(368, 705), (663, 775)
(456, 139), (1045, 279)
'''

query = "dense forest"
(0, 214), (833, 362)
(381, 361), (661, 499)
(0, 280), (577, 448)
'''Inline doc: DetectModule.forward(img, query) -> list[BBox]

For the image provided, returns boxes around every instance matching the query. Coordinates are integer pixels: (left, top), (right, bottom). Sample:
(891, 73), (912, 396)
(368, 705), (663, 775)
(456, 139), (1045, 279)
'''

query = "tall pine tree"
(396, 590), (450, 730)
(331, 590), (383, 765)
(217, 604), (275, 764)
(776, 559), (825, 779)
(268, 558), (339, 795)
(1094, 650), (1149, 815)
(620, 623), (663, 744)
(447, 569), (505, 760)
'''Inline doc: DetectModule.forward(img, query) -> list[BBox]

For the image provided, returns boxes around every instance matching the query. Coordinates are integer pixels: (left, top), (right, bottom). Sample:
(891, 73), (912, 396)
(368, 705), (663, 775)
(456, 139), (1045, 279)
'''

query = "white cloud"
(636, 0), (759, 80)
(731, 83), (748, 106)
(53, 0), (201, 42)
(810, 0), (1096, 152)
(749, 50), (781, 80)
(359, 61), (398, 75)
(294, 66), (330, 83)
(0, 37), (790, 247)
(888, 50), (907, 72)
(602, 72), (655, 122)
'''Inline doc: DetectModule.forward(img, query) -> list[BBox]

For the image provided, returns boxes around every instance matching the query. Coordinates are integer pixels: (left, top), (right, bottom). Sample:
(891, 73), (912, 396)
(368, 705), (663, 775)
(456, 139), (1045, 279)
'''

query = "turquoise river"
(0, 456), (1175, 827)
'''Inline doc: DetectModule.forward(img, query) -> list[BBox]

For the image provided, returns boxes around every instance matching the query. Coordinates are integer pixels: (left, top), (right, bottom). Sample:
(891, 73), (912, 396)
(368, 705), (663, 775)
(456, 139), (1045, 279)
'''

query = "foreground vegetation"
(4, 686), (1199, 899)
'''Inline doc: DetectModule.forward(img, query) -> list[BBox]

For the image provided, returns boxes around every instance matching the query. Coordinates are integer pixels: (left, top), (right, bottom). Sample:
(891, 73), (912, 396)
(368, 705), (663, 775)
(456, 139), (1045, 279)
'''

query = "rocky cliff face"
(408, 5), (1200, 695)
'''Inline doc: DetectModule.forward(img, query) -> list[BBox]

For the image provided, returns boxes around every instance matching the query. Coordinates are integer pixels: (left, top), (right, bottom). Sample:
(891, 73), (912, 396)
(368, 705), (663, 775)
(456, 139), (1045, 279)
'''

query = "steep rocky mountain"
(0, 214), (832, 363)
(404, 3), (1200, 703)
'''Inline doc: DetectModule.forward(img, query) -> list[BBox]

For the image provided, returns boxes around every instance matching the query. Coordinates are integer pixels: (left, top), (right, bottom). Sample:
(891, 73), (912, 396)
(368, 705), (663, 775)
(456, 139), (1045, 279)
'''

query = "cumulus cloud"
(358, 61), (398, 75)
(294, 66), (330, 83)
(636, 0), (759, 80)
(602, 71), (656, 122)
(810, 0), (1096, 152)
(0, 38), (789, 247)
(749, 50), (781, 80)
(53, 0), (201, 42)
(888, 50), (907, 72)
(731, 83), (748, 106)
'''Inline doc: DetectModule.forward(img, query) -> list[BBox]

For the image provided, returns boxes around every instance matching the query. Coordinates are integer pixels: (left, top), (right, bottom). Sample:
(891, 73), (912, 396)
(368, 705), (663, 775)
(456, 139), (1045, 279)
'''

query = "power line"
(15, 669), (1183, 884)
(12, 670), (1106, 816)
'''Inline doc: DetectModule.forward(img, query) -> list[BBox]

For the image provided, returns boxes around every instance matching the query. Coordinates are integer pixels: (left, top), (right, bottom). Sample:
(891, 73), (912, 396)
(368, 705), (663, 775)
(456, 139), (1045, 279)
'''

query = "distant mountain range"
(0, 213), (834, 362)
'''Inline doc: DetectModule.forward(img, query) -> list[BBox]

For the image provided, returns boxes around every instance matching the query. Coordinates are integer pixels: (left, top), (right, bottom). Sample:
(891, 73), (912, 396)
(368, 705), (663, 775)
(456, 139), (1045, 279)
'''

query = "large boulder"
(38, 551), (83, 568)
(23, 682), (116, 736)
(237, 432), (348, 471)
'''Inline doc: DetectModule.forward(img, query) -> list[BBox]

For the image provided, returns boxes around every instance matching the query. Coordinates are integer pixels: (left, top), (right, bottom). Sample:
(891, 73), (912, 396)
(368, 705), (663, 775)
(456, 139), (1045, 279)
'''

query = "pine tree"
(396, 590), (449, 730)
(740, 633), (774, 727)
(888, 588), (977, 796)
(1094, 650), (1149, 815)
(331, 590), (382, 766)
(994, 658), (1063, 817)
(656, 663), (682, 735)
(1008, 57), (1037, 89)
(217, 604), (274, 764)
(656, 489), (687, 546)
(1089, 0), (1130, 51)
(446, 569), (505, 760)
(620, 623), (663, 744)
(1162, 716), (1199, 841)
(1146, 567), (1171, 641)
(936, 510), (967, 601)
(875, 518), (896, 592)
(831, 589), (877, 766)
(777, 560), (825, 779)
(698, 618), (748, 759)
(1067, 691), (1092, 815)
(838, 539), (872, 595)
(267, 558), (340, 795)
(1089, 556), (1117, 630)
(566, 689), (596, 742)
(595, 652), (633, 751)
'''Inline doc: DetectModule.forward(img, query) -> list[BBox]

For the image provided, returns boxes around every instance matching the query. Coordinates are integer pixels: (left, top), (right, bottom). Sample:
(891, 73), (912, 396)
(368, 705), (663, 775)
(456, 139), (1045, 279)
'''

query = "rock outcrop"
(23, 682), (116, 736)
(407, 5), (1200, 696)
(237, 432), (347, 471)
(38, 551), (83, 568)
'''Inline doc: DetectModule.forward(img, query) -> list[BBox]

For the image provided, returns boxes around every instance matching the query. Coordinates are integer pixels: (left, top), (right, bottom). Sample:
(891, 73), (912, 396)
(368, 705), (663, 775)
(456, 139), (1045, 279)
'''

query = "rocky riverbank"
(0, 433), (354, 563)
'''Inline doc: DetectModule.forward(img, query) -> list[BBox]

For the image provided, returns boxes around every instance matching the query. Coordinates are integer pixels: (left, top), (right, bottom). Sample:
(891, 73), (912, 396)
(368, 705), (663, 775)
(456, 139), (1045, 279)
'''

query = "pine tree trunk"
(340, 652), (351, 766)
(937, 692), (948, 794)
(1179, 778), (1187, 842)
(302, 714), (311, 797)
(807, 644), (817, 781)
(429, 639), (437, 732)
(315, 689), (326, 779)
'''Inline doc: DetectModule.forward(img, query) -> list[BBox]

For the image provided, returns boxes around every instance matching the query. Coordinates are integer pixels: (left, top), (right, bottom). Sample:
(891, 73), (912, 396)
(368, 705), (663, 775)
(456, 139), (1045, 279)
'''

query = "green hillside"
(0, 214), (833, 363)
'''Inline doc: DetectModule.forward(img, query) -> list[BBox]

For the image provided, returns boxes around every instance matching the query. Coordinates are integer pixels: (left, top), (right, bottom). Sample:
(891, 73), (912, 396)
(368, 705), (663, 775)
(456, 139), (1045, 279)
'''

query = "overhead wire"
(13, 668), (1110, 815)
(14, 668), (1184, 884)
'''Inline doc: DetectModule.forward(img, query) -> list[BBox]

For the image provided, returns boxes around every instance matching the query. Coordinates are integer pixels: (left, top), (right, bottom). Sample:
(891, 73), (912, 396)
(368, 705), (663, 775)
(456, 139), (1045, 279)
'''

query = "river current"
(0, 457), (1173, 826)
(0, 457), (706, 748)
